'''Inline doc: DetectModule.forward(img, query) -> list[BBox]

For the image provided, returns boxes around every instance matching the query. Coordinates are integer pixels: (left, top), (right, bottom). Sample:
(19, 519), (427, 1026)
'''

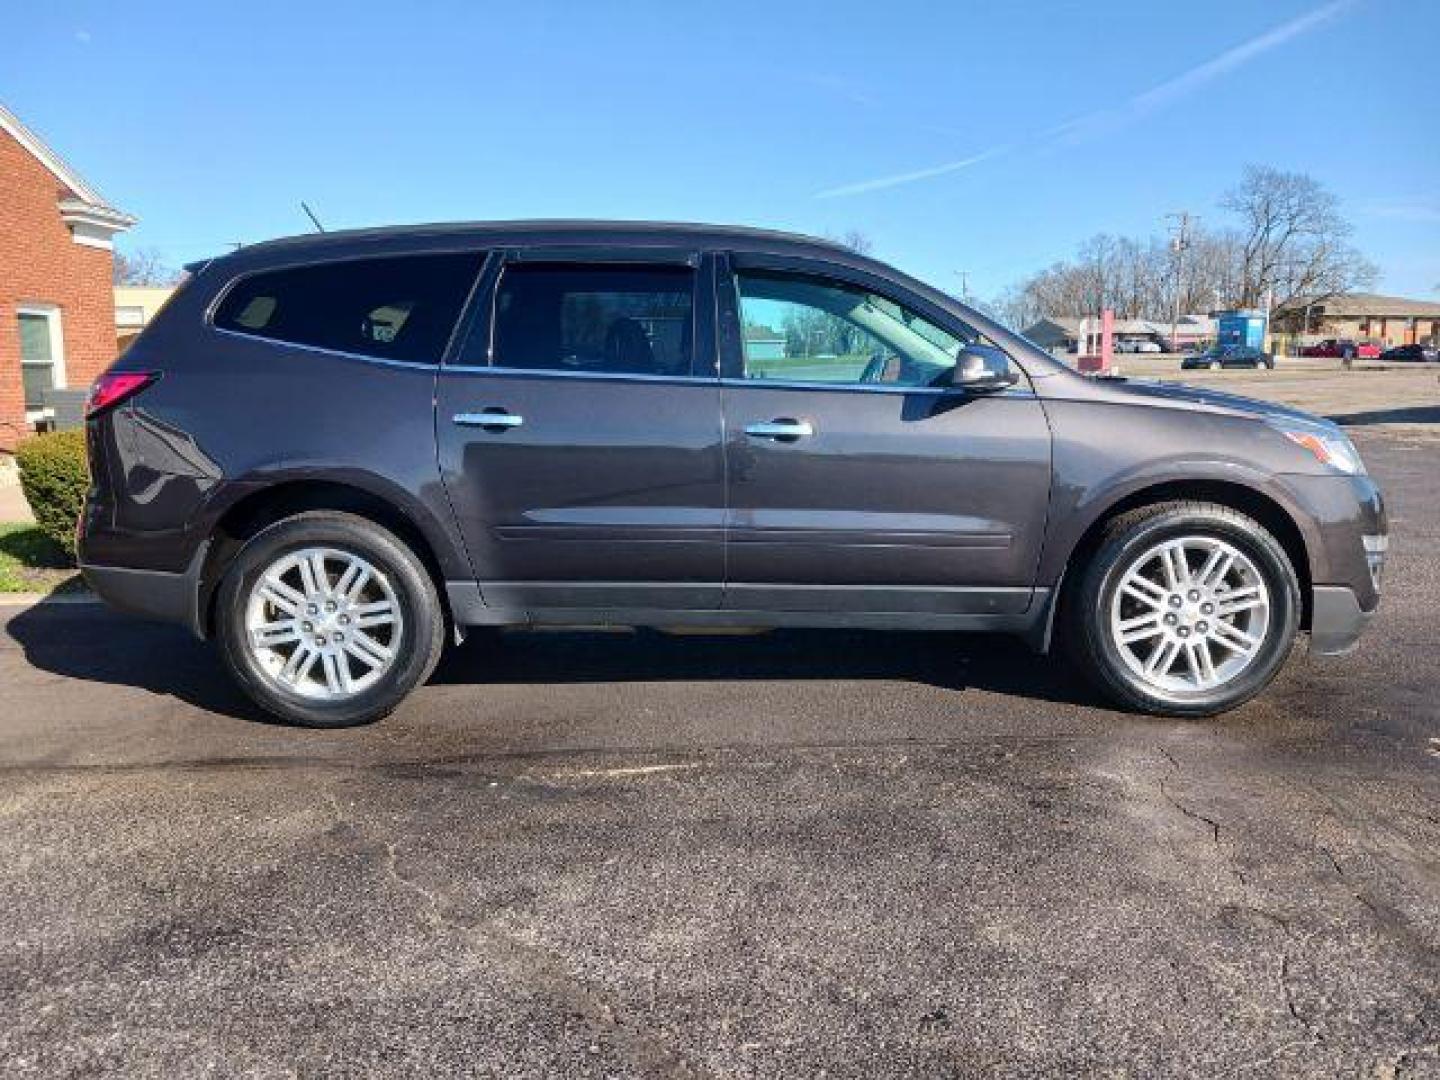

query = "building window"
(17, 305), (66, 414)
(115, 305), (147, 330)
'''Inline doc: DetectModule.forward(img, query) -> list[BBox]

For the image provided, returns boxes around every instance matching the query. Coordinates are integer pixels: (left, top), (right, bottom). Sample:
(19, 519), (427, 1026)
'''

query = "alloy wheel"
(244, 546), (403, 700)
(1108, 535), (1271, 698)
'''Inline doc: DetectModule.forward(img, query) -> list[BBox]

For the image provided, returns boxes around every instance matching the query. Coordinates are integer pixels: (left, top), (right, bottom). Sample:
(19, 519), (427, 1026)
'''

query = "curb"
(0, 591), (100, 607)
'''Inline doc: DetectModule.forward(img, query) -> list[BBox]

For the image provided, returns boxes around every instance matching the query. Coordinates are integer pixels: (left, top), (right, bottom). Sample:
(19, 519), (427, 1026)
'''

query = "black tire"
(215, 511), (444, 728)
(1063, 501), (1301, 717)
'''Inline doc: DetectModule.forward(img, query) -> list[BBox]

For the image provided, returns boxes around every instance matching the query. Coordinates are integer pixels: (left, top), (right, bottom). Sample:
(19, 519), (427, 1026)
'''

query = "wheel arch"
(197, 478), (458, 639)
(1051, 477), (1315, 634)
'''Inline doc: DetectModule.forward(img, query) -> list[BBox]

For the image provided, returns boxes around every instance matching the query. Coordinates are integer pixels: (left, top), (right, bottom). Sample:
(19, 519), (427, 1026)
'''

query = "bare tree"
(1221, 165), (1375, 309)
(998, 165), (1375, 328)
(828, 229), (874, 256)
(113, 247), (182, 286)
(992, 282), (1045, 332)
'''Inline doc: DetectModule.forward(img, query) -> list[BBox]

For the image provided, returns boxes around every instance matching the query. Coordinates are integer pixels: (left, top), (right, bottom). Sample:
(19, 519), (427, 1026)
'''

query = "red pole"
(1101, 308), (1115, 371)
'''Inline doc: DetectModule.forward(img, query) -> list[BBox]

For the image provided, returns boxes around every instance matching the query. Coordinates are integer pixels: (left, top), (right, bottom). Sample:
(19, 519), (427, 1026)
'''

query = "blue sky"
(6, 0), (1438, 300)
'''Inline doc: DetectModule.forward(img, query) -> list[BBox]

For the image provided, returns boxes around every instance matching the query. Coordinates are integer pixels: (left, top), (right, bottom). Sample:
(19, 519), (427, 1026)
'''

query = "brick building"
(1273, 293), (1440, 348)
(0, 103), (134, 450)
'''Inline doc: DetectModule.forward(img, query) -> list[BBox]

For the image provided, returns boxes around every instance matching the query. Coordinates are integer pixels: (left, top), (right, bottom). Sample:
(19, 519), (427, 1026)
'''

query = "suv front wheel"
(1066, 501), (1301, 717)
(215, 511), (445, 727)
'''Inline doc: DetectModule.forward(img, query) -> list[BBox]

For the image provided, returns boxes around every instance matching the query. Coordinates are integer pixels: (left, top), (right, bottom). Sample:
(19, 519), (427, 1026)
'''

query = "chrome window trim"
(437, 364), (1034, 396)
(719, 377), (1036, 399)
(443, 363), (718, 386)
(209, 325), (442, 371)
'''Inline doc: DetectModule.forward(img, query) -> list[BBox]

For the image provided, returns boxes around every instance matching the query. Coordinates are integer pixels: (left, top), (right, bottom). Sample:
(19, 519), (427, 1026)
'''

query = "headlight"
(1270, 419), (1366, 475)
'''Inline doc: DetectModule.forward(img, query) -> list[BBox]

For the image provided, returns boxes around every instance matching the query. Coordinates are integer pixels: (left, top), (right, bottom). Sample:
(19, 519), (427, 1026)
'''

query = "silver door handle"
(745, 419), (814, 440)
(454, 410), (524, 429)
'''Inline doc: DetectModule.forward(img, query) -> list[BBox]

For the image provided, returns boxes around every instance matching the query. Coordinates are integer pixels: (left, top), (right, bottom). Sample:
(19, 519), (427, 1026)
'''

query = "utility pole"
(1166, 212), (1194, 354)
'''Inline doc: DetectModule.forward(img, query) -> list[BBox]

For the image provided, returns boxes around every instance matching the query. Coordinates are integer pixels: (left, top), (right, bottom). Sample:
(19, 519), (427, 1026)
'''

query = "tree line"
(991, 165), (1376, 330)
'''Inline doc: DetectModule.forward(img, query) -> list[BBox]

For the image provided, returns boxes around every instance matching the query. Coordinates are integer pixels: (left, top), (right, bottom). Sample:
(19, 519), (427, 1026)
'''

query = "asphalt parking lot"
(1, 434), (1437, 1078)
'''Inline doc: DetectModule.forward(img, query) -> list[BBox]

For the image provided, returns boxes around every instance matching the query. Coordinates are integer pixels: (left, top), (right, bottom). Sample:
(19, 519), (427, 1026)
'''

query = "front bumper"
(1309, 585), (1374, 655)
(1275, 471), (1384, 655)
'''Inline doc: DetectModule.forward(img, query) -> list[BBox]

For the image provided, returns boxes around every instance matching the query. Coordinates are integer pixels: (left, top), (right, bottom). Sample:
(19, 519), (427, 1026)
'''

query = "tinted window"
(214, 253), (483, 363)
(735, 270), (982, 388)
(490, 264), (695, 376)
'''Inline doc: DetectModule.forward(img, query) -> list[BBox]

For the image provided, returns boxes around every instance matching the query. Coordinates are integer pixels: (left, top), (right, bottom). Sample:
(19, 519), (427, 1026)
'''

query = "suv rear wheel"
(1066, 501), (1300, 717)
(215, 511), (444, 727)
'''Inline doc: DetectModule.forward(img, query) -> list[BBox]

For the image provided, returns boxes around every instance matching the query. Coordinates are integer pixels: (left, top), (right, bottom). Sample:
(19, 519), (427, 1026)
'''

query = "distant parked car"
(1182, 345), (1275, 370)
(1301, 339), (1382, 359)
(1378, 343), (1438, 363)
(1131, 340), (1162, 353)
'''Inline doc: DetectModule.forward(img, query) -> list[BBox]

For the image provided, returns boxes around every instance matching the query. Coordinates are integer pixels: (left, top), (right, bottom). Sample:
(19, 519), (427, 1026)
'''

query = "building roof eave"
(58, 198), (137, 250)
(1, 101), (136, 237)
(57, 197), (137, 230)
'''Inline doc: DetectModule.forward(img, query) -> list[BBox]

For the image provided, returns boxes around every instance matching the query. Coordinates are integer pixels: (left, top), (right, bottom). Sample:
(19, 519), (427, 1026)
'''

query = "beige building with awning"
(1274, 293), (1440, 346)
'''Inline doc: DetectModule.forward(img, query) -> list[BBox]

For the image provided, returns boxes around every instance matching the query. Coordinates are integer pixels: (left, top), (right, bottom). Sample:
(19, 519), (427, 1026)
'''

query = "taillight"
(86, 371), (160, 419)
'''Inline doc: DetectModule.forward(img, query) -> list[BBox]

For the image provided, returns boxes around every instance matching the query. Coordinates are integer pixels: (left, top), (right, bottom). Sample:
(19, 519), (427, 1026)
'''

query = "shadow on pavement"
(5, 599), (270, 723)
(5, 600), (1105, 724)
(433, 626), (1101, 708)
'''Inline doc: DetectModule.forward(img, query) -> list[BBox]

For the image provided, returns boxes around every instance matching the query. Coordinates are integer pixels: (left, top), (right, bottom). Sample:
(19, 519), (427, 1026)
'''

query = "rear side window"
(213, 253), (483, 364)
(490, 264), (695, 377)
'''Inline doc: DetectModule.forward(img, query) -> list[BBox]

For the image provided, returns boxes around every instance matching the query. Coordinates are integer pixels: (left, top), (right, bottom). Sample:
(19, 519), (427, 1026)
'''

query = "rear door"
(436, 249), (725, 612)
(715, 255), (1052, 616)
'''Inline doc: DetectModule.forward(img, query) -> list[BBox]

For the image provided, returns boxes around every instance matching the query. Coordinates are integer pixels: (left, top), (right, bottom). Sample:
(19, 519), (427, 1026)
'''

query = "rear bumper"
(81, 543), (208, 638)
(1309, 585), (1374, 656)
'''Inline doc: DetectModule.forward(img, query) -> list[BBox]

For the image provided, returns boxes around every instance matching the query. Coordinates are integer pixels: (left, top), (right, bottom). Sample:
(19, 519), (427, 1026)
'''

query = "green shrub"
(15, 430), (89, 561)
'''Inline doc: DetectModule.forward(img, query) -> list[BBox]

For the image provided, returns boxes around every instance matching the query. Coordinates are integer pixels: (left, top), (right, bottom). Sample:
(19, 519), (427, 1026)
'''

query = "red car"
(1301, 338), (1382, 359)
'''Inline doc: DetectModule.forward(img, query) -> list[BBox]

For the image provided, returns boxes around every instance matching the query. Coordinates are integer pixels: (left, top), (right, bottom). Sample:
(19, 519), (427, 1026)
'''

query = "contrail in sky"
(815, 146), (1012, 199)
(816, 0), (1357, 199)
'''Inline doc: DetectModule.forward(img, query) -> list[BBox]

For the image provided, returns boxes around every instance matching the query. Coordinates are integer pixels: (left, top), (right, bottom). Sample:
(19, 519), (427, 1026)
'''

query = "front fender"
(1035, 399), (1330, 591)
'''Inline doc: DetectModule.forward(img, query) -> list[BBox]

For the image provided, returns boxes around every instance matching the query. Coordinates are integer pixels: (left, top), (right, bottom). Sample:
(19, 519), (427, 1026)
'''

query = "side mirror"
(952, 345), (1019, 393)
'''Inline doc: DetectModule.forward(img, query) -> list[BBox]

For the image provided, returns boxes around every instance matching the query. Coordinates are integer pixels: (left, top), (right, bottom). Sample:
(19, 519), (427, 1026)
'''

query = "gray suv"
(78, 222), (1386, 726)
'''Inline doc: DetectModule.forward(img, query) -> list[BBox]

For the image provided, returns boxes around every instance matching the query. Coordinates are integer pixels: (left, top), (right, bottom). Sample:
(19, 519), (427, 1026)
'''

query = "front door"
(716, 257), (1052, 615)
(436, 251), (725, 612)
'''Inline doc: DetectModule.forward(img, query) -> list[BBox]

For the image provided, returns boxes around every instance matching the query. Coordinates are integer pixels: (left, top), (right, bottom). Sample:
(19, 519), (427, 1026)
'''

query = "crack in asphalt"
(1307, 811), (1348, 879)
(1279, 955), (1305, 1026)
(1155, 745), (1241, 885)
(323, 785), (713, 1080)
(1153, 745), (1322, 1041)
